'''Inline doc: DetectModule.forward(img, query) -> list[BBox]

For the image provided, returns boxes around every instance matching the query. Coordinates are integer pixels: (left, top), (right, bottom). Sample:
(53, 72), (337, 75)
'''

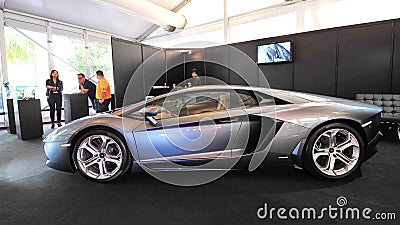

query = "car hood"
(43, 113), (143, 143)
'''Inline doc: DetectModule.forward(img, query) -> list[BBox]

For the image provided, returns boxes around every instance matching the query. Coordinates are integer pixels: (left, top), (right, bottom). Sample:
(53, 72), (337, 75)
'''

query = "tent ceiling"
(1, 0), (186, 40)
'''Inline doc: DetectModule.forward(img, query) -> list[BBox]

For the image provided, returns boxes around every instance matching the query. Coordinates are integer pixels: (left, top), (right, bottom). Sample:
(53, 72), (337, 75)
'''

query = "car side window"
(255, 91), (292, 105)
(145, 97), (184, 120)
(230, 90), (258, 109)
(179, 92), (230, 117)
(123, 96), (182, 120)
(134, 91), (230, 120)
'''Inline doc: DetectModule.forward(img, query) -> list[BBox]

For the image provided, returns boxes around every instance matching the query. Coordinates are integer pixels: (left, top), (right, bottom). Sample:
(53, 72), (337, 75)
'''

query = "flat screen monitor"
(257, 41), (292, 64)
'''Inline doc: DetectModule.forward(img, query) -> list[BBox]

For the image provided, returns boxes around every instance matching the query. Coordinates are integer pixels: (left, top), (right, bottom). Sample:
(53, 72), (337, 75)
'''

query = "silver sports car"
(43, 85), (382, 183)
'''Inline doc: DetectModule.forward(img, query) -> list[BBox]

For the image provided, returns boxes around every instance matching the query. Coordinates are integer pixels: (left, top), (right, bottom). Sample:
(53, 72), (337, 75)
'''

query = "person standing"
(46, 69), (63, 128)
(78, 73), (97, 111)
(188, 68), (201, 87)
(95, 70), (111, 113)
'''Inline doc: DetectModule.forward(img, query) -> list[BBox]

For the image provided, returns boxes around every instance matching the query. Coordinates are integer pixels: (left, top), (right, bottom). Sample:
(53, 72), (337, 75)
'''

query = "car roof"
(163, 85), (301, 99)
(115, 85), (271, 114)
(159, 85), (336, 104)
(167, 85), (274, 94)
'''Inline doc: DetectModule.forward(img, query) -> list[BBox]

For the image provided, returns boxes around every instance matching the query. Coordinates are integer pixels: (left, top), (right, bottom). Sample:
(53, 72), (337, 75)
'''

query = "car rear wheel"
(303, 123), (364, 179)
(72, 129), (132, 183)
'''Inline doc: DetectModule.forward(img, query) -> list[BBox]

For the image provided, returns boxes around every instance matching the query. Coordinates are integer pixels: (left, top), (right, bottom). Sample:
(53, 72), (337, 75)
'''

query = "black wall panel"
(111, 38), (143, 107)
(166, 50), (184, 86)
(143, 45), (161, 61)
(111, 19), (400, 104)
(143, 45), (166, 86)
(392, 22), (400, 93)
(337, 23), (393, 98)
(143, 49), (166, 92)
(259, 64), (293, 90)
(229, 41), (258, 86)
(205, 45), (229, 85)
(184, 50), (205, 85)
(229, 41), (257, 61)
(293, 30), (337, 96)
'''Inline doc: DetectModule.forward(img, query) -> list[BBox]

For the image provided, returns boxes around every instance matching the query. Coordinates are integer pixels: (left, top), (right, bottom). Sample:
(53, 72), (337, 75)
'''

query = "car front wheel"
(72, 129), (132, 182)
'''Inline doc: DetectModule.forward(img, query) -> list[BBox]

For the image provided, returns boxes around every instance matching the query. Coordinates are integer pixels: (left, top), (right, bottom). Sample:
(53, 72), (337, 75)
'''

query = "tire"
(303, 123), (365, 179)
(72, 129), (132, 183)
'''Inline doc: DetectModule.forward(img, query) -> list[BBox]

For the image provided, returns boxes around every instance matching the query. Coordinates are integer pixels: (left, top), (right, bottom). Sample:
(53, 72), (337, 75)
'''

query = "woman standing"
(46, 70), (63, 128)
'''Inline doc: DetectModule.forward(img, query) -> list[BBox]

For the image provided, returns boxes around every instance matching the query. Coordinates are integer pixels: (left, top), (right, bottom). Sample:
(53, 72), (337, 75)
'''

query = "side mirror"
(145, 111), (157, 117)
(144, 107), (158, 126)
(145, 115), (158, 126)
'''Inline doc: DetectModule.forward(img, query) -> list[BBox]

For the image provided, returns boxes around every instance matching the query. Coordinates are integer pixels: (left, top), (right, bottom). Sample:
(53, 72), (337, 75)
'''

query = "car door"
(229, 89), (281, 158)
(132, 91), (243, 165)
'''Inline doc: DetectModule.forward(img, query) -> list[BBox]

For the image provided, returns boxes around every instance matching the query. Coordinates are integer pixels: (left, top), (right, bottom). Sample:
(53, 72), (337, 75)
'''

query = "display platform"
(14, 99), (43, 140)
(6, 99), (16, 134)
(64, 94), (89, 123)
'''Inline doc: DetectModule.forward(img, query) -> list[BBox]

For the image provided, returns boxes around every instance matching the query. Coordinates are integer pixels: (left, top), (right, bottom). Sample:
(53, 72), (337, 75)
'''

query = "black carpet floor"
(0, 126), (399, 225)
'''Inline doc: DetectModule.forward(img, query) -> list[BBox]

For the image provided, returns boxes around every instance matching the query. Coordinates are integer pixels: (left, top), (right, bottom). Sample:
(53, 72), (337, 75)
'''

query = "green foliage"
(89, 41), (112, 76)
(67, 38), (86, 73)
(66, 39), (112, 77)
(5, 30), (34, 65)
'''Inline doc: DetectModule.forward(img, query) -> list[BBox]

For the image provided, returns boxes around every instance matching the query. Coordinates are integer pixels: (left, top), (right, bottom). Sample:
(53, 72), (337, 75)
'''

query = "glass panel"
(148, 0), (400, 45)
(3, 16), (114, 123)
(88, 40), (114, 94)
(4, 26), (48, 108)
(304, 0), (400, 32)
(227, 0), (285, 17)
(52, 34), (85, 94)
(229, 10), (297, 43)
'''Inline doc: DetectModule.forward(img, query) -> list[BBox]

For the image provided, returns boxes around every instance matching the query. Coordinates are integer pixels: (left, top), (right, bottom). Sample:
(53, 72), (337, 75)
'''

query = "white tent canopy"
(1, 0), (400, 46)
(0, 0), (187, 40)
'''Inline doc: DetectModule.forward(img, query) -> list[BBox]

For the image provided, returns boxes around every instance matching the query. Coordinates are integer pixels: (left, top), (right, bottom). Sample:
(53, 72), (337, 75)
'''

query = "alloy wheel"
(76, 134), (123, 180)
(312, 128), (360, 177)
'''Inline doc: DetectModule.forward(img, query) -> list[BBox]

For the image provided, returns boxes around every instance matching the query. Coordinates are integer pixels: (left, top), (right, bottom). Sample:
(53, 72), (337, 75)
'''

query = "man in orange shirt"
(96, 70), (112, 113)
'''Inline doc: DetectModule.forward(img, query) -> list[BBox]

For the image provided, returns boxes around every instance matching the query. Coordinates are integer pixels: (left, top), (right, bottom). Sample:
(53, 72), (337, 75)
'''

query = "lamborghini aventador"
(43, 85), (382, 183)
